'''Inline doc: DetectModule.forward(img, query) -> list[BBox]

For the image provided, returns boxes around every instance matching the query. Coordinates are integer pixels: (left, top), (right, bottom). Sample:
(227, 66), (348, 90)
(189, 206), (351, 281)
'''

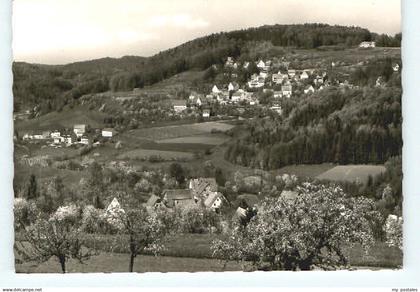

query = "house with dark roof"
(172, 100), (187, 113)
(162, 189), (195, 208)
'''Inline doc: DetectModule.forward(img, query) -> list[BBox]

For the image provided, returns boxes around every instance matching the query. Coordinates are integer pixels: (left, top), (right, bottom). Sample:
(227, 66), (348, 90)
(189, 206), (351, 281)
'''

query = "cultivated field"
(130, 121), (235, 141)
(157, 134), (230, 146)
(316, 165), (386, 184)
(15, 109), (107, 132)
(118, 148), (194, 161)
(274, 164), (337, 178)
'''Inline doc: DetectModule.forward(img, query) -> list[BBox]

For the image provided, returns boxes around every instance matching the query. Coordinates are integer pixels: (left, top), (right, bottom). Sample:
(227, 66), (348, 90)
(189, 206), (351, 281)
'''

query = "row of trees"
(16, 182), (400, 272)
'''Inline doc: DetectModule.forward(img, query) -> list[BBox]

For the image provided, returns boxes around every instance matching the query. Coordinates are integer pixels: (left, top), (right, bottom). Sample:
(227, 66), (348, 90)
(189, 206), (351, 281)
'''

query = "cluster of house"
(168, 48), (400, 119)
(144, 177), (226, 213)
(22, 124), (115, 147)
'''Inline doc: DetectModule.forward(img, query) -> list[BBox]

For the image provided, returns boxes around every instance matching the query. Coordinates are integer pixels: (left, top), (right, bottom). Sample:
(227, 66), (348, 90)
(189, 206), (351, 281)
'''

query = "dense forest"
(13, 23), (401, 115)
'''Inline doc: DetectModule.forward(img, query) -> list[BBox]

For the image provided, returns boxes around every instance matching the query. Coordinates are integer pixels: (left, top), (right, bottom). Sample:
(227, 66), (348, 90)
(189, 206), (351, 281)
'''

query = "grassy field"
(274, 164), (337, 178)
(130, 122), (235, 141)
(157, 134), (230, 146)
(15, 109), (108, 132)
(316, 165), (386, 184)
(118, 148), (194, 161)
(15, 252), (243, 273)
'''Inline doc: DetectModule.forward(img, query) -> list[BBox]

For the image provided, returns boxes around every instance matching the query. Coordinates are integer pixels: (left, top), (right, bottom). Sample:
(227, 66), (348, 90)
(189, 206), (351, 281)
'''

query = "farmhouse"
(300, 71), (309, 80)
(359, 41), (376, 48)
(102, 128), (114, 138)
(189, 177), (218, 199)
(145, 194), (162, 208)
(162, 189), (195, 208)
(204, 192), (224, 211)
(393, 63), (400, 72)
(172, 100), (187, 113)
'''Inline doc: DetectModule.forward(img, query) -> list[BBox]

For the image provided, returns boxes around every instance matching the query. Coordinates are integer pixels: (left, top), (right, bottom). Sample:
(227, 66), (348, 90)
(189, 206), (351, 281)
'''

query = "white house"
(288, 69), (296, 78)
(273, 91), (282, 99)
(281, 85), (292, 98)
(300, 71), (309, 80)
(304, 85), (315, 94)
(51, 131), (61, 138)
(359, 41), (376, 48)
(270, 106), (283, 115)
(228, 82), (239, 92)
(212, 85), (220, 94)
(248, 77), (265, 88)
(202, 109), (211, 118)
(272, 73), (284, 84)
(64, 135), (72, 145)
(256, 60), (265, 69)
(259, 71), (268, 79)
(102, 128), (114, 138)
(392, 63), (400, 72)
(172, 100), (187, 113)
(80, 137), (89, 145)
(73, 124), (86, 138)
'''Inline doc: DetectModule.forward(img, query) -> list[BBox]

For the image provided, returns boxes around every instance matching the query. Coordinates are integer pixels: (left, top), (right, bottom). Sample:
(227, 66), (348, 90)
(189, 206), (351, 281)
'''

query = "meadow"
(316, 165), (386, 184)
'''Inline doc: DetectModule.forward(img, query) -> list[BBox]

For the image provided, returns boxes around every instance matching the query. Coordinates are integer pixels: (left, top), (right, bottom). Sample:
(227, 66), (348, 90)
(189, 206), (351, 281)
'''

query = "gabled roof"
(204, 192), (223, 208)
(146, 194), (161, 207)
(163, 189), (193, 200)
(74, 124), (86, 130)
(172, 100), (187, 106)
(190, 178), (218, 195)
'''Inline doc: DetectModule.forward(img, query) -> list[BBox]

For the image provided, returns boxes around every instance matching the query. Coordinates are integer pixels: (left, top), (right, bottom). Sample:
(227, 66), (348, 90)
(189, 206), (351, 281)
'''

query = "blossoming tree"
(15, 204), (93, 273)
(211, 183), (382, 270)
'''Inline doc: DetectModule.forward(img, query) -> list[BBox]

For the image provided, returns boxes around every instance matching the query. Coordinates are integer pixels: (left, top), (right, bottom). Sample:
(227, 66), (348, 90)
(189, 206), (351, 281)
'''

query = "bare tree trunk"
(129, 253), (135, 273)
(58, 255), (66, 273)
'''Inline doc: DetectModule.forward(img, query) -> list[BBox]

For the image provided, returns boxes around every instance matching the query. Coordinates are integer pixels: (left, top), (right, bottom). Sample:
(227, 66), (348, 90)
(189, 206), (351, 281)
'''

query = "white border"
(1, 0), (419, 288)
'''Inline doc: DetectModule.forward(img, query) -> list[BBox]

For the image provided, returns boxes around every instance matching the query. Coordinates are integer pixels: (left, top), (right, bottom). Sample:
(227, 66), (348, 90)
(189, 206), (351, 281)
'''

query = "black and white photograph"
(11, 0), (403, 273)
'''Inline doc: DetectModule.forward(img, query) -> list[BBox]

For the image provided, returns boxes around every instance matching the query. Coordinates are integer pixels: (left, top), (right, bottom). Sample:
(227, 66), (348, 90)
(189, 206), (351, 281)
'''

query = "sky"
(12, 0), (401, 64)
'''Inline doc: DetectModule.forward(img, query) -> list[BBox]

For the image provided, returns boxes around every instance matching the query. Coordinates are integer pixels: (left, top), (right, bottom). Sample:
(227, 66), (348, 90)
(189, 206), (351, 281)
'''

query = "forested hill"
(225, 85), (402, 169)
(13, 23), (401, 114)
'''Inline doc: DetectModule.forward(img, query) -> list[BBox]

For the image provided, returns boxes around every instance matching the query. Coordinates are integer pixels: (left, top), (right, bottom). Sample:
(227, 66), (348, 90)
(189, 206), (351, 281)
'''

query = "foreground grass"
(15, 233), (401, 273)
(15, 253), (243, 273)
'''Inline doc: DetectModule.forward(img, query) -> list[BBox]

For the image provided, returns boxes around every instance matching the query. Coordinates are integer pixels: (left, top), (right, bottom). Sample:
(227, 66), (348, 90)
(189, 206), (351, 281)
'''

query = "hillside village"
(13, 25), (403, 273)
